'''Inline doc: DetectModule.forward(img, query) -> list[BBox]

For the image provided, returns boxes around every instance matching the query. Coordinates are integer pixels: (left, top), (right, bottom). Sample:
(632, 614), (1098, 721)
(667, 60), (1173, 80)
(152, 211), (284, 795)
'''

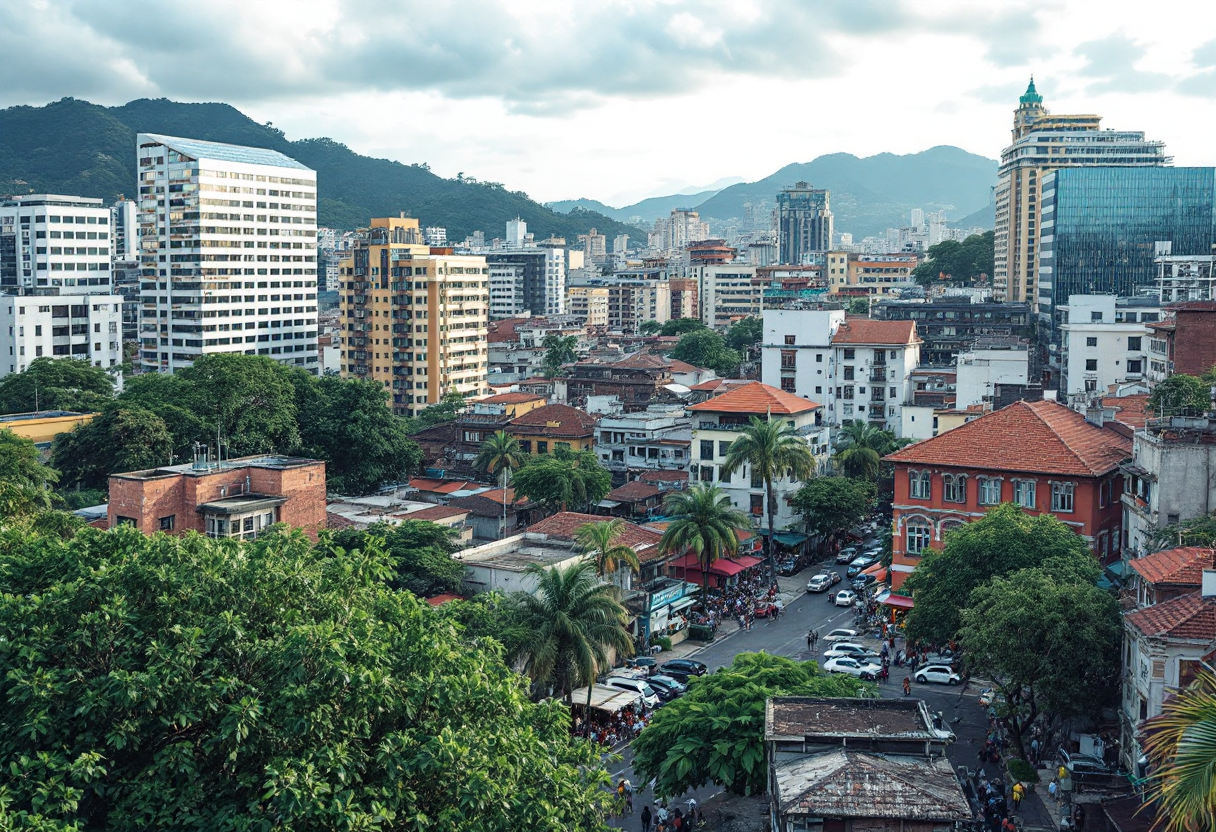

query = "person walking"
(1011, 781), (1025, 811)
(641, 804), (653, 832)
(902, 676), (911, 695)
(624, 780), (634, 814)
(807, 630), (813, 650)
(1048, 778), (1059, 805)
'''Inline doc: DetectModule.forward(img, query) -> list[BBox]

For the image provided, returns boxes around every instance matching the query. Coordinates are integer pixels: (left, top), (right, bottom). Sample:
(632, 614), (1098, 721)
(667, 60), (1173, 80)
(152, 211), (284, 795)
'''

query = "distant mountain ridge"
(0, 97), (644, 241)
(553, 146), (997, 239)
(548, 189), (723, 225)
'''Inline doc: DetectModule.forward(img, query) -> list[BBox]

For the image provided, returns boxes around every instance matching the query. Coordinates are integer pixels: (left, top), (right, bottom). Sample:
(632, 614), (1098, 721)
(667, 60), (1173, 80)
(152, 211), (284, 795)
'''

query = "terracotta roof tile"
(398, 505), (469, 522)
(524, 511), (662, 550)
(1100, 394), (1150, 430)
(507, 403), (598, 437)
(637, 470), (689, 484)
(1125, 592), (1216, 640)
(664, 358), (704, 373)
(885, 400), (1130, 477)
(830, 319), (920, 346)
(689, 381), (821, 416)
(408, 477), (482, 494)
(447, 489), (534, 517)
(1130, 547), (1215, 586)
(481, 392), (546, 405)
(604, 481), (662, 502)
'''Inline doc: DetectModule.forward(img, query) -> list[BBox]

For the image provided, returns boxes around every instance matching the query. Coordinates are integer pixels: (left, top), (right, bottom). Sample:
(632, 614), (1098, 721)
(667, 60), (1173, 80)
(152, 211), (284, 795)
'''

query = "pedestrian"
(813, 630), (819, 648)
(807, 631), (813, 649)
(902, 676), (911, 695)
(1011, 781), (1025, 811)
(641, 804), (653, 832)
(686, 797), (697, 818)
(880, 664), (889, 684)
(625, 780), (634, 814)
(1048, 778), (1059, 805)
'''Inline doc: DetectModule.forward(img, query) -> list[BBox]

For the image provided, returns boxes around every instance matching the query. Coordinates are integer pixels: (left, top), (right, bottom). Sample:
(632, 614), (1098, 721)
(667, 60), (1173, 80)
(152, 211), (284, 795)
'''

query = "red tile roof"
(637, 469), (689, 484)
(1100, 394), (1150, 430)
(408, 477), (484, 494)
(425, 593), (464, 606)
(689, 381), (821, 416)
(1125, 592), (1216, 640)
(830, 319), (920, 346)
(482, 392), (545, 405)
(524, 511), (662, 549)
(604, 481), (662, 503)
(885, 399), (1130, 477)
(665, 358), (704, 373)
(399, 505), (469, 522)
(507, 403), (598, 437)
(447, 488), (534, 518)
(1130, 547), (1215, 586)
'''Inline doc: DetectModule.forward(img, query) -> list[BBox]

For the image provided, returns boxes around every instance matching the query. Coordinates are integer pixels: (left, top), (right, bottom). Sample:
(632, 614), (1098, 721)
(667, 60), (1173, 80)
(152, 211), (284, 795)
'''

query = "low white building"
(761, 309), (846, 400)
(688, 381), (829, 530)
(596, 404), (692, 477)
(828, 318), (922, 436)
(1057, 295), (1160, 403)
(955, 345), (1030, 410)
(0, 295), (123, 377)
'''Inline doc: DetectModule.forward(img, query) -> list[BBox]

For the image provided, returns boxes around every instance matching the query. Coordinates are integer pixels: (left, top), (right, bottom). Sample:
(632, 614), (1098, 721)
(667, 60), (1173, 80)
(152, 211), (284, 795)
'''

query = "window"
(780, 350), (796, 369)
(1127, 359), (1143, 374)
(700, 440), (714, 461)
(784, 334), (795, 345)
(536, 441), (548, 454)
(978, 477), (1001, 505)
(942, 474), (966, 503)
(1127, 336), (1142, 351)
(843, 365), (855, 380)
(815, 354), (823, 363)
(115, 515), (137, 527)
(159, 515), (175, 531)
(843, 349), (855, 359)
(749, 494), (763, 515)
(750, 470), (763, 489)
(1085, 359), (1097, 371)
(1090, 311), (1103, 322)
(909, 471), (931, 499)
(718, 440), (731, 456)
(699, 466), (713, 482)
(1086, 337), (1098, 347)
(1051, 482), (1075, 513)
(907, 522), (932, 555)
(780, 377), (796, 393)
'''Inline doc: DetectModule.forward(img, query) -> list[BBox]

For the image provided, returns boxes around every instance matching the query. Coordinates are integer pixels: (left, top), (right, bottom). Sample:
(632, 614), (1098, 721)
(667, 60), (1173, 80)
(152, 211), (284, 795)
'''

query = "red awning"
(862, 562), (886, 577)
(709, 558), (746, 577)
(732, 555), (763, 569)
(880, 593), (914, 610)
(668, 552), (701, 570)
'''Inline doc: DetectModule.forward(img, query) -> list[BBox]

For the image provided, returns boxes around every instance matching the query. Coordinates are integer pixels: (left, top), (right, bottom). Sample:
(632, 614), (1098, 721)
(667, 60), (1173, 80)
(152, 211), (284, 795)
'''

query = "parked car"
(851, 573), (879, 591)
(660, 658), (708, 679)
(822, 628), (858, 643)
(645, 674), (687, 701)
(625, 656), (657, 671)
(777, 557), (800, 576)
(831, 589), (858, 607)
(1058, 749), (1114, 783)
(847, 555), (880, 578)
(822, 642), (879, 660)
(806, 571), (841, 592)
(915, 664), (962, 686)
(835, 546), (859, 564)
(603, 676), (661, 708)
(823, 656), (882, 680)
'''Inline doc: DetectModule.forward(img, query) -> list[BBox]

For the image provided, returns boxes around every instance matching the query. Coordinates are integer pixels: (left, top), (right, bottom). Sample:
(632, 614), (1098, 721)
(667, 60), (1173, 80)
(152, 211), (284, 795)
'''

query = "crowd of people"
(572, 701), (652, 748)
(687, 572), (778, 632)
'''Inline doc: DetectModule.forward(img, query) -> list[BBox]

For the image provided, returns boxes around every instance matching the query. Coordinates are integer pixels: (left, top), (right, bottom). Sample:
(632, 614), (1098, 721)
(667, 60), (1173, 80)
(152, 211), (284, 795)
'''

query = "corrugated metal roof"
(140, 133), (313, 171)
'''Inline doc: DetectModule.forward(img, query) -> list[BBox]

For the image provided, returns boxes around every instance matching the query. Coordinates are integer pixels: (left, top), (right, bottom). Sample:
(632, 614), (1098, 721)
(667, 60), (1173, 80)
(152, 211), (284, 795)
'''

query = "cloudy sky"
(4, 0), (1216, 205)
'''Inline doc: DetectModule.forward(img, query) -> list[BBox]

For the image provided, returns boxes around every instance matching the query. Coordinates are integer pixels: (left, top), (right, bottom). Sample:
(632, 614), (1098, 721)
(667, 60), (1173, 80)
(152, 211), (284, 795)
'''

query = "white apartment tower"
(136, 134), (319, 374)
(0, 194), (124, 377)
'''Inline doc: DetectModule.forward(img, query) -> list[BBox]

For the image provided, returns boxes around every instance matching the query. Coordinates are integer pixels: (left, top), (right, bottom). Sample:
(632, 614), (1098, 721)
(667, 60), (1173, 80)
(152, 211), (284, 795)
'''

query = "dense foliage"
(671, 329), (741, 377)
(832, 420), (904, 480)
(1141, 671), (1216, 832)
(510, 449), (611, 513)
(632, 653), (871, 798)
(331, 520), (464, 598)
(51, 406), (174, 489)
(0, 357), (114, 415)
(0, 523), (613, 831)
(791, 476), (877, 544)
(1149, 373), (1211, 417)
(911, 231), (995, 287)
(541, 334), (578, 378)
(724, 317), (763, 354)
(658, 485), (750, 601)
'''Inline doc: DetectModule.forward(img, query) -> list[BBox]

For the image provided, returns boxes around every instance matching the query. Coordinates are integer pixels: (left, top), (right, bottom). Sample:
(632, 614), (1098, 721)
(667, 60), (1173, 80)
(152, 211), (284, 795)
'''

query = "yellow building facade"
(0, 411), (96, 448)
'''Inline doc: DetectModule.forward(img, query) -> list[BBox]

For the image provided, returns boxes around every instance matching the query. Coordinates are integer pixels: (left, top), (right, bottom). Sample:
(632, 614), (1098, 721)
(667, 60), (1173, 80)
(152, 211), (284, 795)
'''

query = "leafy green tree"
(400, 390), (468, 434)
(659, 318), (708, 337)
(0, 358), (114, 415)
(0, 428), (58, 491)
(474, 431), (525, 537)
(331, 520), (464, 597)
(511, 449), (611, 513)
(117, 372), (209, 458)
(791, 476), (877, 546)
(177, 353), (300, 455)
(638, 320), (664, 335)
(847, 298), (870, 316)
(575, 519), (640, 578)
(911, 231), (994, 288)
(724, 317), (763, 354)
(294, 375), (422, 494)
(632, 653), (872, 798)
(671, 329), (741, 377)
(903, 502), (1098, 645)
(541, 334), (578, 378)
(960, 566), (1121, 759)
(433, 591), (530, 660)
(50, 406), (174, 489)
(658, 484), (750, 602)
(0, 525), (613, 830)
(832, 420), (903, 480)
(722, 417), (816, 581)
(1149, 373), (1211, 417)
(509, 559), (633, 703)
(1141, 671), (1216, 832)
(1153, 511), (1216, 550)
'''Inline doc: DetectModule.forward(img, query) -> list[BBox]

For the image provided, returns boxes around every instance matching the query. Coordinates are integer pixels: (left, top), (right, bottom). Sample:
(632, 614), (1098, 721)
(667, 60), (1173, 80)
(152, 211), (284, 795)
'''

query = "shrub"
(1007, 757), (1040, 784)
(688, 624), (715, 642)
(652, 635), (672, 652)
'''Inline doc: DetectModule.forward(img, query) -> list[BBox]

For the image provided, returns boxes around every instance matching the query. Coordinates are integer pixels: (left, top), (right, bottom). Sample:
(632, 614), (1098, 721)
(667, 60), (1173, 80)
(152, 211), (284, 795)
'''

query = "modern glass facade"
(1039, 167), (1216, 335)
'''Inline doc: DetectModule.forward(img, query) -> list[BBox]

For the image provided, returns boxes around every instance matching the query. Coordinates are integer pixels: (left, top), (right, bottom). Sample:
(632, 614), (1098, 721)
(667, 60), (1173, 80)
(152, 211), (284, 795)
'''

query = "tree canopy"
(671, 329), (741, 377)
(658, 318), (707, 337)
(0, 428), (59, 491)
(541, 334), (579, 378)
(0, 357), (114, 415)
(791, 476), (877, 543)
(1141, 671), (1216, 832)
(658, 484), (750, 601)
(911, 231), (994, 288)
(832, 420), (903, 480)
(724, 317), (763, 354)
(510, 449), (611, 513)
(51, 406), (175, 489)
(331, 520), (465, 598)
(0, 524), (612, 831)
(903, 502), (1098, 646)
(1149, 374), (1211, 417)
(632, 653), (871, 798)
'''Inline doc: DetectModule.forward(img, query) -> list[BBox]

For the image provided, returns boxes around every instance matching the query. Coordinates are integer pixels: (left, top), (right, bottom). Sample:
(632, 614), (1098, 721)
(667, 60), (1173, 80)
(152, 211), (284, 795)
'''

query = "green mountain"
(548, 188), (722, 225)
(0, 97), (643, 241)
(690, 146), (997, 239)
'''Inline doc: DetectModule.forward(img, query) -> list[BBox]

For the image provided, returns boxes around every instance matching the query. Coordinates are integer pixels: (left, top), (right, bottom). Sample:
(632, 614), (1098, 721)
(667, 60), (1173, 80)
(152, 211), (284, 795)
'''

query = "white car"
(832, 589), (857, 607)
(915, 664), (962, 686)
(823, 628), (858, 643)
(822, 642), (880, 660)
(823, 656), (882, 679)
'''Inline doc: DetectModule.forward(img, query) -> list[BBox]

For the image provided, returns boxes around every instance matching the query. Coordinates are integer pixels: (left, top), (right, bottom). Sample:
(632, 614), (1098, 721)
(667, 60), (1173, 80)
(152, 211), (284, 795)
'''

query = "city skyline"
(2, 1), (1216, 205)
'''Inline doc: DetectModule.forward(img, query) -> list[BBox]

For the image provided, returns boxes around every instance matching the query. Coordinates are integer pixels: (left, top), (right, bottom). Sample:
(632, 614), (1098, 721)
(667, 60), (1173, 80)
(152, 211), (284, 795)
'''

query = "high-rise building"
(109, 198), (141, 341)
(0, 194), (124, 377)
(425, 227), (447, 247)
(578, 227), (607, 264)
(135, 134), (319, 374)
(339, 216), (489, 415)
(776, 182), (833, 264)
(505, 217), (527, 248)
(486, 248), (565, 318)
(696, 264), (761, 329)
(993, 79), (1169, 304)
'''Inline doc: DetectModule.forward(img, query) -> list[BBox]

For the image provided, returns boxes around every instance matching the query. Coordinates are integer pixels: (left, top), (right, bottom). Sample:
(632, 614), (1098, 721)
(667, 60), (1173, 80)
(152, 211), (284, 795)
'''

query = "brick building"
(884, 400), (1130, 589)
(565, 353), (676, 411)
(1146, 301), (1216, 383)
(108, 455), (327, 540)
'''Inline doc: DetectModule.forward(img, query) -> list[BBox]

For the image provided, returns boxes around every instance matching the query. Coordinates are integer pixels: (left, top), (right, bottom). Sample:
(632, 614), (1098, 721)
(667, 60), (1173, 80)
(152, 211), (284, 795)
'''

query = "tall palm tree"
(575, 519), (641, 580)
(658, 484), (750, 603)
(1141, 670), (1216, 831)
(832, 419), (903, 480)
(510, 560), (634, 724)
(721, 416), (816, 583)
(474, 430), (524, 538)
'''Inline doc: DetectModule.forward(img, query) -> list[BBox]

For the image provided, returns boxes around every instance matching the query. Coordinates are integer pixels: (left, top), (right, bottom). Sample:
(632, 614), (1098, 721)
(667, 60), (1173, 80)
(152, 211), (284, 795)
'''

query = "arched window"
(909, 470), (931, 499)
(942, 473), (967, 503)
(906, 520), (933, 555)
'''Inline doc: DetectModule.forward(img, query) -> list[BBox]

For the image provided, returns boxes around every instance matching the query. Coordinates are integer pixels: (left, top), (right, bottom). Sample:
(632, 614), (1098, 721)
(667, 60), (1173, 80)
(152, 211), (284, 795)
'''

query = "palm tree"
(658, 484), (750, 603)
(474, 431), (524, 538)
(721, 416), (816, 583)
(575, 519), (641, 581)
(541, 334), (579, 378)
(510, 560), (634, 727)
(1141, 670), (1216, 831)
(832, 419), (903, 480)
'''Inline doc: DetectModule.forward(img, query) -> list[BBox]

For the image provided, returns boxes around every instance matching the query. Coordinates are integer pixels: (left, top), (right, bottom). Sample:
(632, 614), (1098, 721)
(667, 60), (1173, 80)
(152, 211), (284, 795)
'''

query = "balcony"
(869, 370), (886, 383)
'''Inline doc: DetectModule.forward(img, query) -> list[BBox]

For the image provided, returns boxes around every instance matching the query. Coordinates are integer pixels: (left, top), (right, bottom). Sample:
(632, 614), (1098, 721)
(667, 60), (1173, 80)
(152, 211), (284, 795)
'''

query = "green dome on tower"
(1019, 76), (1043, 105)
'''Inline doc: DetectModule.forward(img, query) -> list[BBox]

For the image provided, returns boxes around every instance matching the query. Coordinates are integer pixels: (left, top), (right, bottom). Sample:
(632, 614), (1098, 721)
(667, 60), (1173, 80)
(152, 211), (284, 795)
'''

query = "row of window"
(907, 470), (1076, 512)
